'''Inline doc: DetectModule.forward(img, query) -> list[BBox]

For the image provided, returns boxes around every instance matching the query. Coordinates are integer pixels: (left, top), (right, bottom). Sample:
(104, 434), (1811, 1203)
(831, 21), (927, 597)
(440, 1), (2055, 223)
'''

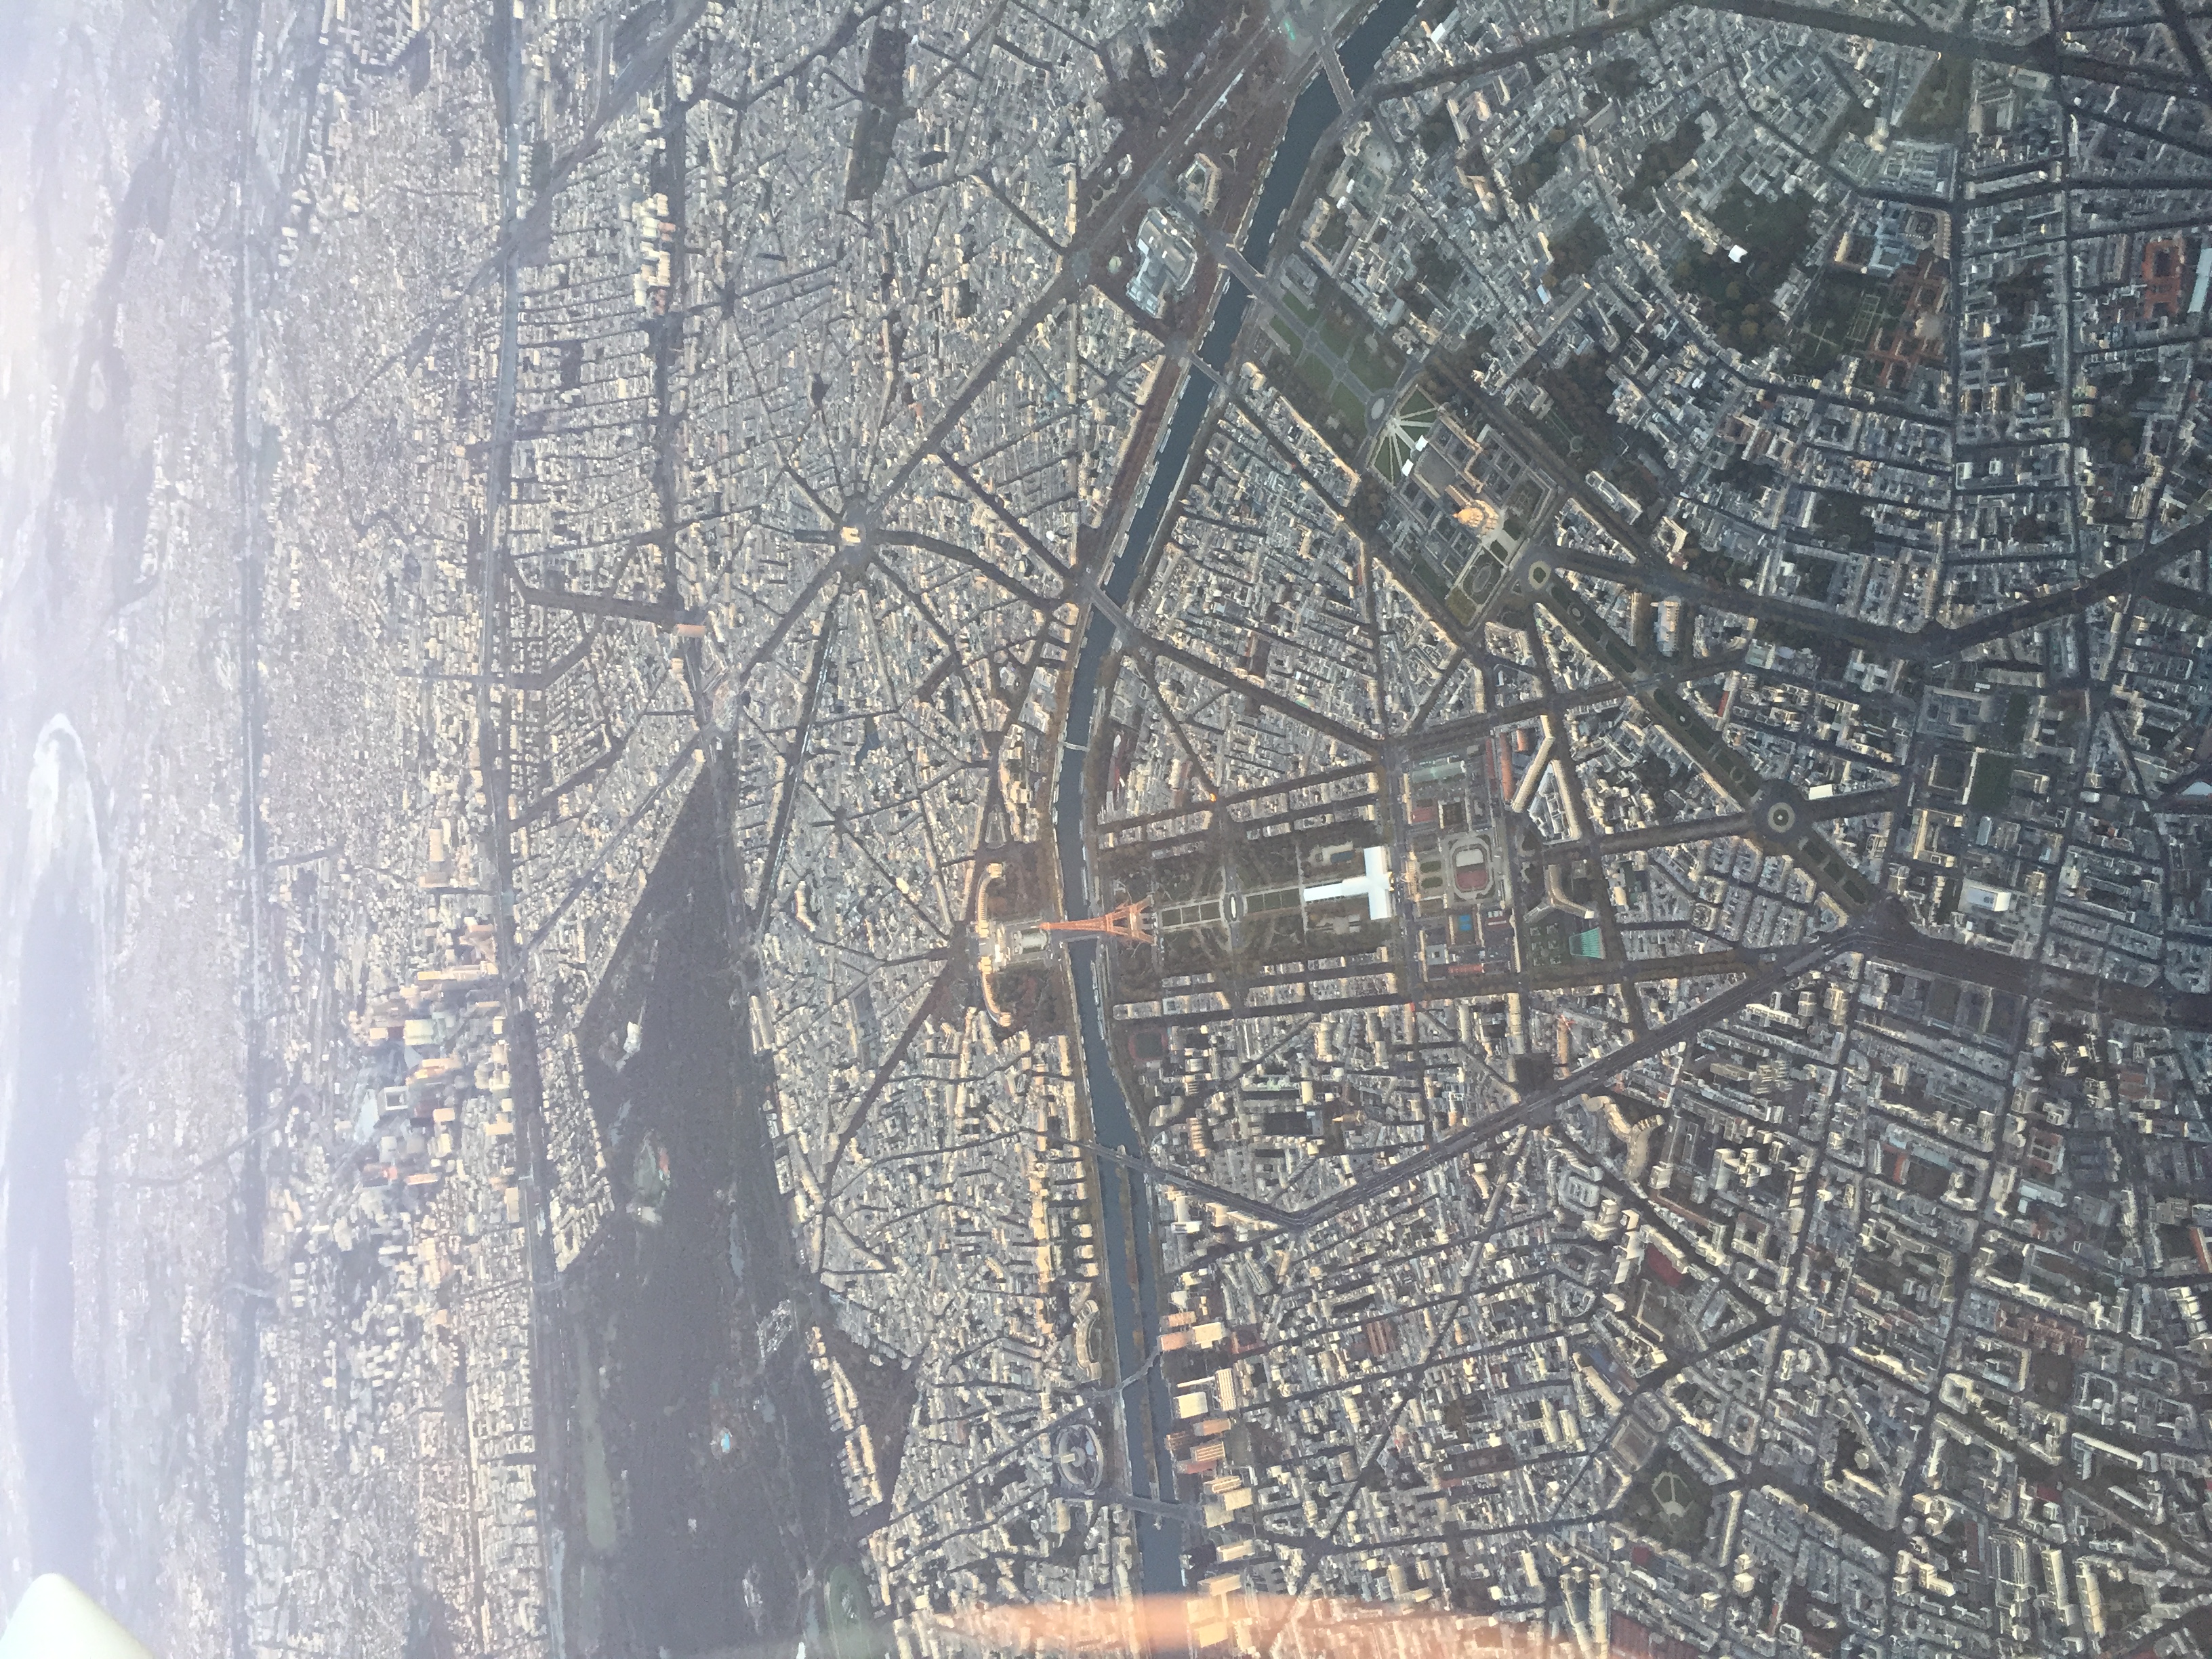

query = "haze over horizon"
(4, 0), (2212, 1652)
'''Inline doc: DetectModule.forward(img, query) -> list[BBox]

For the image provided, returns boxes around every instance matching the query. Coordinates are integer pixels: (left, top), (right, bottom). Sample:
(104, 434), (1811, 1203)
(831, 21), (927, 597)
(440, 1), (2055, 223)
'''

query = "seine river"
(1054, 0), (1421, 1597)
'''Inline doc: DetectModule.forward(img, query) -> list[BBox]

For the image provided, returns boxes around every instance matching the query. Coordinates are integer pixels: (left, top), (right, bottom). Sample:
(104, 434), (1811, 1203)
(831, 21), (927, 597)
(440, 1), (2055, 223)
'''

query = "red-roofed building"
(2140, 238), (2187, 319)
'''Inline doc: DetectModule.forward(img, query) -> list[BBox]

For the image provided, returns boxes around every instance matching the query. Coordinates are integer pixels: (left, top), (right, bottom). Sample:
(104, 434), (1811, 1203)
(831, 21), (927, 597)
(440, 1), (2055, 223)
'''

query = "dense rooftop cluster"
(12, 0), (2212, 1649)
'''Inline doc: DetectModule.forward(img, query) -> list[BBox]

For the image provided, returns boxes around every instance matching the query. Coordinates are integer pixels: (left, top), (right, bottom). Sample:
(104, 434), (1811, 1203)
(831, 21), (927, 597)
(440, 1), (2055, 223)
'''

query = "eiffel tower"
(1038, 898), (1154, 945)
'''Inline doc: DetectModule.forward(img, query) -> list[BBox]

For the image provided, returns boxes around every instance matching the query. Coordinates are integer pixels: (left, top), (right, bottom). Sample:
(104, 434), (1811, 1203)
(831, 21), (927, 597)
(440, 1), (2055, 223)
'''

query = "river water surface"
(1054, 0), (1421, 1598)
